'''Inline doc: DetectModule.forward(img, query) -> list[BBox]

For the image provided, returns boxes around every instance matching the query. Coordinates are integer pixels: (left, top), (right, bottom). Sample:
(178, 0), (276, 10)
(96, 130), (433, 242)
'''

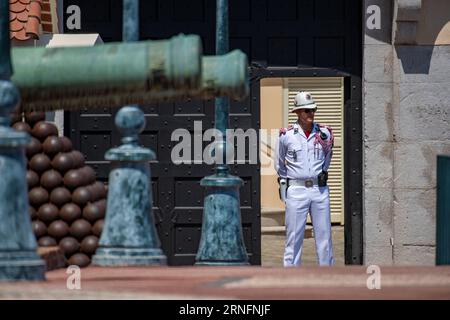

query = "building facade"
(10, 0), (450, 265)
(364, 0), (450, 265)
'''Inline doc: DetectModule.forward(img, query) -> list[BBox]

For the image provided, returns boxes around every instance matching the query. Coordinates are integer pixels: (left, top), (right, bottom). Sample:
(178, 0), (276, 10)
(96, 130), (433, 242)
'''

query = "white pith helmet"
(292, 91), (317, 112)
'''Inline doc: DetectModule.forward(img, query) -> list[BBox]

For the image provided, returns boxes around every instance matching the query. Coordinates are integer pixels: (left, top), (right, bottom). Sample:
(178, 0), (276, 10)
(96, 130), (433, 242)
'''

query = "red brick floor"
(1, 265), (450, 300)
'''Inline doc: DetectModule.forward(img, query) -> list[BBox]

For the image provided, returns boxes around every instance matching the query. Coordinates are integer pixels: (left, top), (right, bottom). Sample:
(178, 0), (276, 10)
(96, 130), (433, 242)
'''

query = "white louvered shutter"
(287, 78), (345, 224)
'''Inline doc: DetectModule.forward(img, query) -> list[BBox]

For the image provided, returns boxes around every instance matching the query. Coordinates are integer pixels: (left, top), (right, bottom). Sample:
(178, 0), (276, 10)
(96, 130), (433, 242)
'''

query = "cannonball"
(70, 219), (92, 240)
(80, 235), (99, 255)
(29, 187), (49, 208)
(29, 153), (51, 174)
(59, 237), (80, 257)
(92, 219), (104, 237)
(31, 121), (58, 141)
(29, 206), (37, 220)
(94, 199), (106, 215)
(68, 253), (90, 268)
(32, 220), (47, 238)
(70, 151), (85, 169)
(60, 136), (73, 152)
(82, 203), (104, 223)
(51, 153), (74, 173)
(37, 203), (59, 223)
(24, 111), (45, 126)
(40, 170), (63, 190)
(47, 220), (69, 239)
(43, 136), (63, 157)
(26, 137), (42, 158)
(72, 187), (91, 207)
(59, 203), (81, 223)
(26, 170), (39, 189)
(13, 121), (31, 133)
(50, 187), (72, 207)
(88, 181), (107, 202)
(38, 236), (57, 247)
(64, 169), (85, 190)
(79, 166), (96, 185)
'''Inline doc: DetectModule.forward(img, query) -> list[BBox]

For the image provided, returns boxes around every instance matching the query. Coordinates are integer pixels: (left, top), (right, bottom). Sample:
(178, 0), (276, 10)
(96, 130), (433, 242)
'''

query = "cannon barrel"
(200, 50), (248, 100)
(11, 36), (249, 112)
(11, 34), (201, 111)
(140, 50), (249, 104)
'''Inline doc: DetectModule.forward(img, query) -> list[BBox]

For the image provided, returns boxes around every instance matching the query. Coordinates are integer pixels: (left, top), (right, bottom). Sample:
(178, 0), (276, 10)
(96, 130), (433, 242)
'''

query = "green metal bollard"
(437, 155), (450, 265)
(195, 0), (249, 266)
(92, 0), (167, 266)
(92, 107), (167, 266)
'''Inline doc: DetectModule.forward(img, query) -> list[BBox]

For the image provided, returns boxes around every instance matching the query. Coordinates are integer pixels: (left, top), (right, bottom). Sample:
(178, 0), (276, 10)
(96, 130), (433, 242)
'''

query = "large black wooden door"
(64, 0), (362, 265)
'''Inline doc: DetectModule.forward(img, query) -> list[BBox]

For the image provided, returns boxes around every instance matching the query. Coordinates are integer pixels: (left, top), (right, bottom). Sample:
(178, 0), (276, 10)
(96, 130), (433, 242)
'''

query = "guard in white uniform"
(276, 91), (335, 266)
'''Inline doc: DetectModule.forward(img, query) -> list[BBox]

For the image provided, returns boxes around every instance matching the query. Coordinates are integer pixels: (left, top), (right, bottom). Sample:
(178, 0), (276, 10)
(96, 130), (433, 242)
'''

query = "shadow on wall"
(395, 0), (450, 75)
(366, 0), (450, 75)
(395, 46), (434, 74)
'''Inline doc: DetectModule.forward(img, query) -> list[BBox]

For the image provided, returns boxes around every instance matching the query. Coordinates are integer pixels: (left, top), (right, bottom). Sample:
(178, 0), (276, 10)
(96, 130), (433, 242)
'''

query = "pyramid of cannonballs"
(11, 111), (106, 268)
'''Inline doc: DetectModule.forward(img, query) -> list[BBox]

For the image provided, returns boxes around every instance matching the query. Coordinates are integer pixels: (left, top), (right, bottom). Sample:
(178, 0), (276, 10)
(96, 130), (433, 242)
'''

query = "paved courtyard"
(1, 265), (450, 300)
(2, 226), (450, 300)
(262, 226), (345, 266)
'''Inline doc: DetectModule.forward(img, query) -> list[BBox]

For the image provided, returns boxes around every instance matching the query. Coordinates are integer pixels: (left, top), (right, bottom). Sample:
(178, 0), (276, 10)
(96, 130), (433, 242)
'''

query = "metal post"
(92, 0), (167, 266)
(122, 0), (139, 42)
(195, 0), (249, 265)
(0, 0), (12, 81)
(437, 155), (450, 265)
(215, 0), (230, 173)
(0, 0), (46, 280)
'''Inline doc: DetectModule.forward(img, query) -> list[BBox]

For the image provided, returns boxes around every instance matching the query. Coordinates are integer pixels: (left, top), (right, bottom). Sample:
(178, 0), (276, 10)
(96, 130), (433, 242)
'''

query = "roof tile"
(10, 2), (27, 14)
(10, 28), (28, 41)
(16, 10), (29, 22)
(25, 16), (40, 39)
(9, 0), (43, 41)
(28, 1), (41, 20)
(10, 19), (23, 32)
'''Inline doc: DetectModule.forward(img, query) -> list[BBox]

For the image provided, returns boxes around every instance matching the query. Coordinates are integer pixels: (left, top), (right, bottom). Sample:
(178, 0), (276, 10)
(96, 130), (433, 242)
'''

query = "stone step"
(261, 207), (285, 227)
(261, 226), (285, 235)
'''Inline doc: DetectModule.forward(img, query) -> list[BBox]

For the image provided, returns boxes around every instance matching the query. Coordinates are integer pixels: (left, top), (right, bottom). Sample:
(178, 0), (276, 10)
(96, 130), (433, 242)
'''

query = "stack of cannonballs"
(11, 111), (107, 268)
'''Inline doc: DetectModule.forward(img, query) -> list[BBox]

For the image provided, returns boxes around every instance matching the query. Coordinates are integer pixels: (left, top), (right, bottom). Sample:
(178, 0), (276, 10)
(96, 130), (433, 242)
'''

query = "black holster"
(318, 171), (328, 187)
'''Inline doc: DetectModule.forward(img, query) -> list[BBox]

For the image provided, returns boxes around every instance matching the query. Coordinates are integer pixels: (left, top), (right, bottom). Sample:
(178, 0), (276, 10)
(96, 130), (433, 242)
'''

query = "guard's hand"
(278, 178), (287, 202)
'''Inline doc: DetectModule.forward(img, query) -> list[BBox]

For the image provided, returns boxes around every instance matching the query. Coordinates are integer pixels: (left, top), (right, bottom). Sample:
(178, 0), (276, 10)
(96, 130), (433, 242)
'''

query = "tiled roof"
(10, 0), (43, 41)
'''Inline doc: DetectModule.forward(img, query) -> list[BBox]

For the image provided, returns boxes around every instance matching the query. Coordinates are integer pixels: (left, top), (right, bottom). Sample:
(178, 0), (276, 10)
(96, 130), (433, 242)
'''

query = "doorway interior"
(259, 76), (346, 266)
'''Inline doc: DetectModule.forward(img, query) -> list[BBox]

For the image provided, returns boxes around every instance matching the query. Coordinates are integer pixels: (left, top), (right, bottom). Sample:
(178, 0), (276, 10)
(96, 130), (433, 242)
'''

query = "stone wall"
(363, 0), (450, 265)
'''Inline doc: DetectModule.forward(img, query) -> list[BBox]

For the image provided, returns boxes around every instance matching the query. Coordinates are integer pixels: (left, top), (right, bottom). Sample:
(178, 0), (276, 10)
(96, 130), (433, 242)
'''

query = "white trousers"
(284, 185), (334, 266)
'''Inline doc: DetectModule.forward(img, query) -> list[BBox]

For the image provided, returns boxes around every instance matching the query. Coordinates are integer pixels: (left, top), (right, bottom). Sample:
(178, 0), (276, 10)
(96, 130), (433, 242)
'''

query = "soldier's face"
(295, 108), (315, 125)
